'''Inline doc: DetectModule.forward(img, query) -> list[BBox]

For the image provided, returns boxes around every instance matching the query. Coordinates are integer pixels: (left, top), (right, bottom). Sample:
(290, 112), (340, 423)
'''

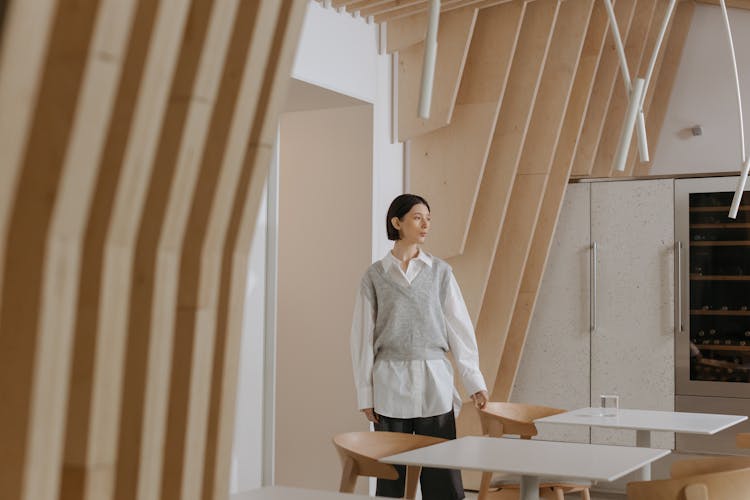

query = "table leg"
(519, 475), (540, 500)
(635, 429), (652, 447)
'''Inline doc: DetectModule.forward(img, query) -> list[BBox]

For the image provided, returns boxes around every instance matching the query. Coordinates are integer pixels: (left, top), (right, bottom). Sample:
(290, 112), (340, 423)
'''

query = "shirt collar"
(381, 248), (433, 272)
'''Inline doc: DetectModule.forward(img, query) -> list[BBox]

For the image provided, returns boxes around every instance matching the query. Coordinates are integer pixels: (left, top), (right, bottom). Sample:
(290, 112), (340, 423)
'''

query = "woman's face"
(393, 203), (431, 244)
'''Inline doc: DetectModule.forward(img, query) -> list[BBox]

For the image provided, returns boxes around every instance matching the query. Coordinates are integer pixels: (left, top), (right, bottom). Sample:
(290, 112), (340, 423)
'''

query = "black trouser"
(374, 410), (464, 500)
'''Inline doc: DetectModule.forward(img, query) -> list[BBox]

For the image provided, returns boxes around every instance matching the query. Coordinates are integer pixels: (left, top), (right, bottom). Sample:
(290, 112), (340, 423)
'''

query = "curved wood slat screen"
(412, 1), (525, 260)
(0, 1), (306, 500)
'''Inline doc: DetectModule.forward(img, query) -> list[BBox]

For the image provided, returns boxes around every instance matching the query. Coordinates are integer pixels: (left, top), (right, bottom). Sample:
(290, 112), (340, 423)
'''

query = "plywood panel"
(479, 0), (593, 398)
(591, 0), (658, 178)
(375, 0), (510, 22)
(50, 2), (139, 500)
(397, 7), (476, 140)
(446, 0), (560, 324)
(0, 2), (101, 499)
(571, 0), (638, 177)
(410, 1), (525, 259)
(202, 2), (308, 499)
(633, 1), (694, 176)
(0, 0), (58, 311)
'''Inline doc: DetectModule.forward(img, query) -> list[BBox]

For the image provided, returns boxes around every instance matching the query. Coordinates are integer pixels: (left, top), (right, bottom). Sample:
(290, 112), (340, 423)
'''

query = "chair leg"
(553, 487), (564, 500)
(581, 487), (591, 500)
(404, 465), (421, 499)
(477, 472), (493, 500)
(338, 457), (358, 493)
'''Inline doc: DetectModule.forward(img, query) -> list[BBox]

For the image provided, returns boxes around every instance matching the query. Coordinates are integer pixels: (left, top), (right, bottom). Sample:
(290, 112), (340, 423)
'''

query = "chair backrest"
(627, 466), (750, 500)
(478, 402), (565, 439)
(670, 456), (750, 479)
(332, 431), (445, 480)
(737, 432), (750, 449)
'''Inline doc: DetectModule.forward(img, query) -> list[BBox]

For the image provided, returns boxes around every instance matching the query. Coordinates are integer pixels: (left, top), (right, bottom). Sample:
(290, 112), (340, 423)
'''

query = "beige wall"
(276, 104), (373, 492)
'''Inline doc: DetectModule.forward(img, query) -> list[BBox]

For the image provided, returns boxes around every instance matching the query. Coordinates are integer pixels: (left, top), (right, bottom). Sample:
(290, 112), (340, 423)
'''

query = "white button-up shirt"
(350, 250), (487, 418)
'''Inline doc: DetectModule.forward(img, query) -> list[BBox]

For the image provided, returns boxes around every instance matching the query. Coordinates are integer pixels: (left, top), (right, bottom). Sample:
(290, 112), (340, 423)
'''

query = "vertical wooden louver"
(0, 1), (306, 500)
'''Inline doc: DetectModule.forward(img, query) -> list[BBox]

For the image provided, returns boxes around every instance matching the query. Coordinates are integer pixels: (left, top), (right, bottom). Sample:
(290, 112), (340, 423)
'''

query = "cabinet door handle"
(675, 241), (684, 334)
(591, 241), (597, 334)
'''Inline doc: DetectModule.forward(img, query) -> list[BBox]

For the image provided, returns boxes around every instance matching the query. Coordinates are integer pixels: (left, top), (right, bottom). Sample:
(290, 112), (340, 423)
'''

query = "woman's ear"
(390, 216), (401, 232)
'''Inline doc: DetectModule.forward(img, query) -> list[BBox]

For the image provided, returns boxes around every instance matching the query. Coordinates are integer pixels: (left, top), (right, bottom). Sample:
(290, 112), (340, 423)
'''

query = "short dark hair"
(386, 194), (430, 241)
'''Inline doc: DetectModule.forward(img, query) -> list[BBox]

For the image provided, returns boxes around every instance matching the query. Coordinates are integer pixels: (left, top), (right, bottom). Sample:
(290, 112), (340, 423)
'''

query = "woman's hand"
(471, 390), (489, 409)
(362, 408), (380, 423)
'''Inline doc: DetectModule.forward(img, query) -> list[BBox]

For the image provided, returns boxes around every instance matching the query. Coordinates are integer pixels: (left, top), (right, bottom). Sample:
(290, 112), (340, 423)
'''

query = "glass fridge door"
(676, 177), (750, 398)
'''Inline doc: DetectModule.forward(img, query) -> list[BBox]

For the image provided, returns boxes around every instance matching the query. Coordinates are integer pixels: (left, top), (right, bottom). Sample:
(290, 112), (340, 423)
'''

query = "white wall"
(652, 4), (750, 175)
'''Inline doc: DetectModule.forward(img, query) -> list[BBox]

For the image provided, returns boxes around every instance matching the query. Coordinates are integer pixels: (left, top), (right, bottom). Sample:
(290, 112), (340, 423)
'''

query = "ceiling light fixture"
(418, 0), (440, 119)
(719, 0), (750, 219)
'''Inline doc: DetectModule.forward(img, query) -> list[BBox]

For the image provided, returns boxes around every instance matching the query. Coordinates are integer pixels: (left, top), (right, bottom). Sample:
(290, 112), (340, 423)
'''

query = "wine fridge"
(675, 177), (750, 454)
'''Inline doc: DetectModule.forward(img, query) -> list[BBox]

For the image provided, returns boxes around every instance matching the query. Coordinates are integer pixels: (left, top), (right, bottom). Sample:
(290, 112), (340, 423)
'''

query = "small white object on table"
(381, 435), (669, 500)
(232, 486), (385, 499)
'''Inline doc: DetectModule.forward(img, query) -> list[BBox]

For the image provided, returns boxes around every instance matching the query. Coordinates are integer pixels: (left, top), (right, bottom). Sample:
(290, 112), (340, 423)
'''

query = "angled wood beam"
(570, 0), (638, 177)
(618, 0), (679, 177)
(478, 0), (593, 398)
(0, 2), (103, 499)
(411, 1), (526, 259)
(634, 1), (694, 176)
(397, 7), (477, 140)
(493, 0), (612, 402)
(360, 0), (424, 17)
(591, 0), (658, 178)
(446, 0), (560, 324)
(201, 2), (307, 499)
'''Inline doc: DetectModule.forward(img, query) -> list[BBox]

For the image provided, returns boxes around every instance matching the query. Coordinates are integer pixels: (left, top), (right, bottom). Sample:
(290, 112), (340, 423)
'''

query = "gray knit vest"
(361, 257), (452, 362)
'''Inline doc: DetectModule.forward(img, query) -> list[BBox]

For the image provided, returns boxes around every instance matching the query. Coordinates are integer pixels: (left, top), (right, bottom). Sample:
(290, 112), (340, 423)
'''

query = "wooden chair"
(670, 456), (750, 478)
(477, 402), (591, 500)
(627, 466), (750, 499)
(332, 431), (445, 499)
(737, 432), (750, 449)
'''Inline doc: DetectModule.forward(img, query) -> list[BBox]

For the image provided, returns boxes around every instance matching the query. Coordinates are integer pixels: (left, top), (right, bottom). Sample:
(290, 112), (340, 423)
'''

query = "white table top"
(232, 486), (383, 500)
(535, 408), (748, 434)
(381, 436), (669, 483)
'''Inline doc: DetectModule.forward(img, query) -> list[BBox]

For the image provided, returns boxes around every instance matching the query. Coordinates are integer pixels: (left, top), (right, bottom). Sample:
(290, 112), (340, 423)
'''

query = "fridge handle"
(675, 241), (684, 334)
(591, 241), (597, 334)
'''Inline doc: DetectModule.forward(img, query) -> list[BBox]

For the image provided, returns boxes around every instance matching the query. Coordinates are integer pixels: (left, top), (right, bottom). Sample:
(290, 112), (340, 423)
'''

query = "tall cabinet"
(512, 179), (675, 450)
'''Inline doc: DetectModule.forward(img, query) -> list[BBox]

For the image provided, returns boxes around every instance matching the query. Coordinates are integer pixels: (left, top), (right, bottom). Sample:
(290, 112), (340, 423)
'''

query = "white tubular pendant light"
(615, 78), (646, 172)
(719, 0), (748, 219)
(603, 0), (648, 171)
(637, 0), (678, 163)
(418, 0), (440, 119)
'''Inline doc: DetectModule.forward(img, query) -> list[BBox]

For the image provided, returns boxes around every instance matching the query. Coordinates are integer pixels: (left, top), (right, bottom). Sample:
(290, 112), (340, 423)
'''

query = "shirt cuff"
(357, 385), (374, 410)
(462, 371), (487, 397)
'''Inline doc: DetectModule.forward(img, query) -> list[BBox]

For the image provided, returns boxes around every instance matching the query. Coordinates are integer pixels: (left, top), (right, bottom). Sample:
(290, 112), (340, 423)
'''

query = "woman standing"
(350, 194), (488, 499)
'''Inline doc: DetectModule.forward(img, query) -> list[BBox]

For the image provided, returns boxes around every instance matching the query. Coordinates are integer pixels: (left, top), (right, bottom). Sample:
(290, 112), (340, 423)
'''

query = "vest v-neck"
(378, 260), (430, 291)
